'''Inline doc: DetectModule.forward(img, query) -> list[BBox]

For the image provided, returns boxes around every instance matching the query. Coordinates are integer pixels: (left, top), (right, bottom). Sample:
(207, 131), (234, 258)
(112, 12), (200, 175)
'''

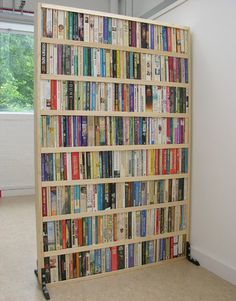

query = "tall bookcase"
(34, 2), (191, 298)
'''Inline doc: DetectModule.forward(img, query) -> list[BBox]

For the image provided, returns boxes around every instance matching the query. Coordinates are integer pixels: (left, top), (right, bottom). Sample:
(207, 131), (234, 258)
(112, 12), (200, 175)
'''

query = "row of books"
(44, 235), (186, 282)
(41, 80), (189, 113)
(41, 149), (188, 181)
(42, 8), (188, 53)
(41, 43), (189, 83)
(41, 116), (188, 147)
(43, 206), (186, 251)
(42, 178), (187, 217)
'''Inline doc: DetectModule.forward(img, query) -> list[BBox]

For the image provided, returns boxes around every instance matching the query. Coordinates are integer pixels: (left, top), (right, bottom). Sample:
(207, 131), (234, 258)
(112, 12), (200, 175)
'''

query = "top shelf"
(40, 3), (190, 31)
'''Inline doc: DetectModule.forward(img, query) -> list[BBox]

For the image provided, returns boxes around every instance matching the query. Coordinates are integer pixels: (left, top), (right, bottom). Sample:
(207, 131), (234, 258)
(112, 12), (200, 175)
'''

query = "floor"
(0, 195), (236, 301)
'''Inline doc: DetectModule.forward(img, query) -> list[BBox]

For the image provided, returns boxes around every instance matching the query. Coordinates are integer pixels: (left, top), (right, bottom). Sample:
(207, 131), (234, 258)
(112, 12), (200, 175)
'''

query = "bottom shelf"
(45, 234), (186, 284)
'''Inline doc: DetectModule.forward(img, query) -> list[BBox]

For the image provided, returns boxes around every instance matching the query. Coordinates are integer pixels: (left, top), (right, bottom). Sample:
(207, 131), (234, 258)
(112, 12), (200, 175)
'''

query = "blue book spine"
(41, 154), (45, 181)
(130, 84), (134, 111)
(103, 49), (106, 77)
(185, 59), (188, 83)
(81, 116), (87, 146)
(162, 27), (167, 51)
(108, 18), (112, 44)
(103, 17), (108, 43)
(150, 25), (154, 49)
(97, 249), (101, 273)
(160, 239), (163, 261)
(141, 210), (146, 237)
(88, 217), (92, 245)
(105, 248), (111, 272)
(97, 185), (101, 210)
(128, 244), (134, 267)
(92, 82), (96, 110)
(185, 149), (188, 172)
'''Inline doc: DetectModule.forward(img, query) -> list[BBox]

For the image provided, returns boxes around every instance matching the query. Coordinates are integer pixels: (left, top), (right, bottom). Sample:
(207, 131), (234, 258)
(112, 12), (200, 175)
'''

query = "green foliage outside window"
(0, 32), (34, 112)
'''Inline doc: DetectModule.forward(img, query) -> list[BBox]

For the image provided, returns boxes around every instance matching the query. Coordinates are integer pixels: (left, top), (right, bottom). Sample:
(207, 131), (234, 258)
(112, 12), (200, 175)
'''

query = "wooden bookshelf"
(34, 2), (191, 296)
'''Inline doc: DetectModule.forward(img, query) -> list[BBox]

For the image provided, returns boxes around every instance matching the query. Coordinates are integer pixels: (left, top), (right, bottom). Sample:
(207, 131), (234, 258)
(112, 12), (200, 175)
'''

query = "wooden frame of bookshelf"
(34, 2), (192, 298)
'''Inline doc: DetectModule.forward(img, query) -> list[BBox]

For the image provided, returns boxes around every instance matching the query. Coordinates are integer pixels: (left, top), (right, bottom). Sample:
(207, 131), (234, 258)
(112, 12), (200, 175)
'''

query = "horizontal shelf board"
(41, 37), (189, 59)
(44, 230), (187, 256)
(40, 74), (189, 88)
(41, 144), (189, 154)
(40, 110), (189, 118)
(47, 256), (186, 286)
(43, 200), (187, 221)
(40, 3), (189, 31)
(41, 173), (189, 187)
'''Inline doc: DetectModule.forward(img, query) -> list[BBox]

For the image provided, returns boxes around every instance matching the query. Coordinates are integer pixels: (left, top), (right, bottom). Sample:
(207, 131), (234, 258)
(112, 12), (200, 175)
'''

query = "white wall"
(0, 114), (34, 196)
(157, 0), (236, 285)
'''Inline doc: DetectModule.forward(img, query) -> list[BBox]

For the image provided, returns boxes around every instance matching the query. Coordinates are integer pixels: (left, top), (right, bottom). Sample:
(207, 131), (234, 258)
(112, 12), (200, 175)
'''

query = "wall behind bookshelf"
(35, 2), (191, 286)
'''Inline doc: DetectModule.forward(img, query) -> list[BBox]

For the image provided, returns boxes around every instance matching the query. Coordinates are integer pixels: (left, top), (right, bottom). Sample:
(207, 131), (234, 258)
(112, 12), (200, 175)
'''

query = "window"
(0, 23), (34, 112)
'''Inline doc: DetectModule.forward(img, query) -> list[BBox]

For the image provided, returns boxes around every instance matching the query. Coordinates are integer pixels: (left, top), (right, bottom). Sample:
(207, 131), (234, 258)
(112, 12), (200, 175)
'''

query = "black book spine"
(118, 245), (125, 269)
(126, 52), (130, 78)
(142, 242), (146, 265)
(73, 12), (79, 40)
(79, 13), (84, 41)
(44, 257), (51, 283)
(68, 81), (74, 110)
(41, 43), (47, 74)
(128, 21), (132, 47)
(61, 254), (66, 280)
(128, 212), (132, 239)
(86, 152), (91, 179)
(43, 223), (48, 252)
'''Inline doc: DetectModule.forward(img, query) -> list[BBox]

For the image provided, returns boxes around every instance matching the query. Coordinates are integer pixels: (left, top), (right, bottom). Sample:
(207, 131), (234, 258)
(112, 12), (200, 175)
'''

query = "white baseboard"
(1, 185), (35, 197)
(192, 247), (236, 286)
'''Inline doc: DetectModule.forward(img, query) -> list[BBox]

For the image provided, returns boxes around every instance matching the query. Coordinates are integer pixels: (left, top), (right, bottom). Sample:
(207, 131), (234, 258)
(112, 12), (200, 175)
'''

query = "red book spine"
(42, 187), (47, 217)
(131, 21), (136, 47)
(62, 220), (66, 249)
(111, 246), (118, 271)
(51, 80), (57, 110)
(170, 149), (174, 174)
(167, 118), (170, 144)
(155, 149), (159, 175)
(176, 58), (180, 82)
(168, 57), (174, 82)
(128, 183), (132, 207)
(78, 218), (83, 246)
(71, 152), (80, 180)
(58, 116), (62, 147)
(162, 150), (167, 175)
(63, 153), (67, 180)
(167, 27), (172, 51)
